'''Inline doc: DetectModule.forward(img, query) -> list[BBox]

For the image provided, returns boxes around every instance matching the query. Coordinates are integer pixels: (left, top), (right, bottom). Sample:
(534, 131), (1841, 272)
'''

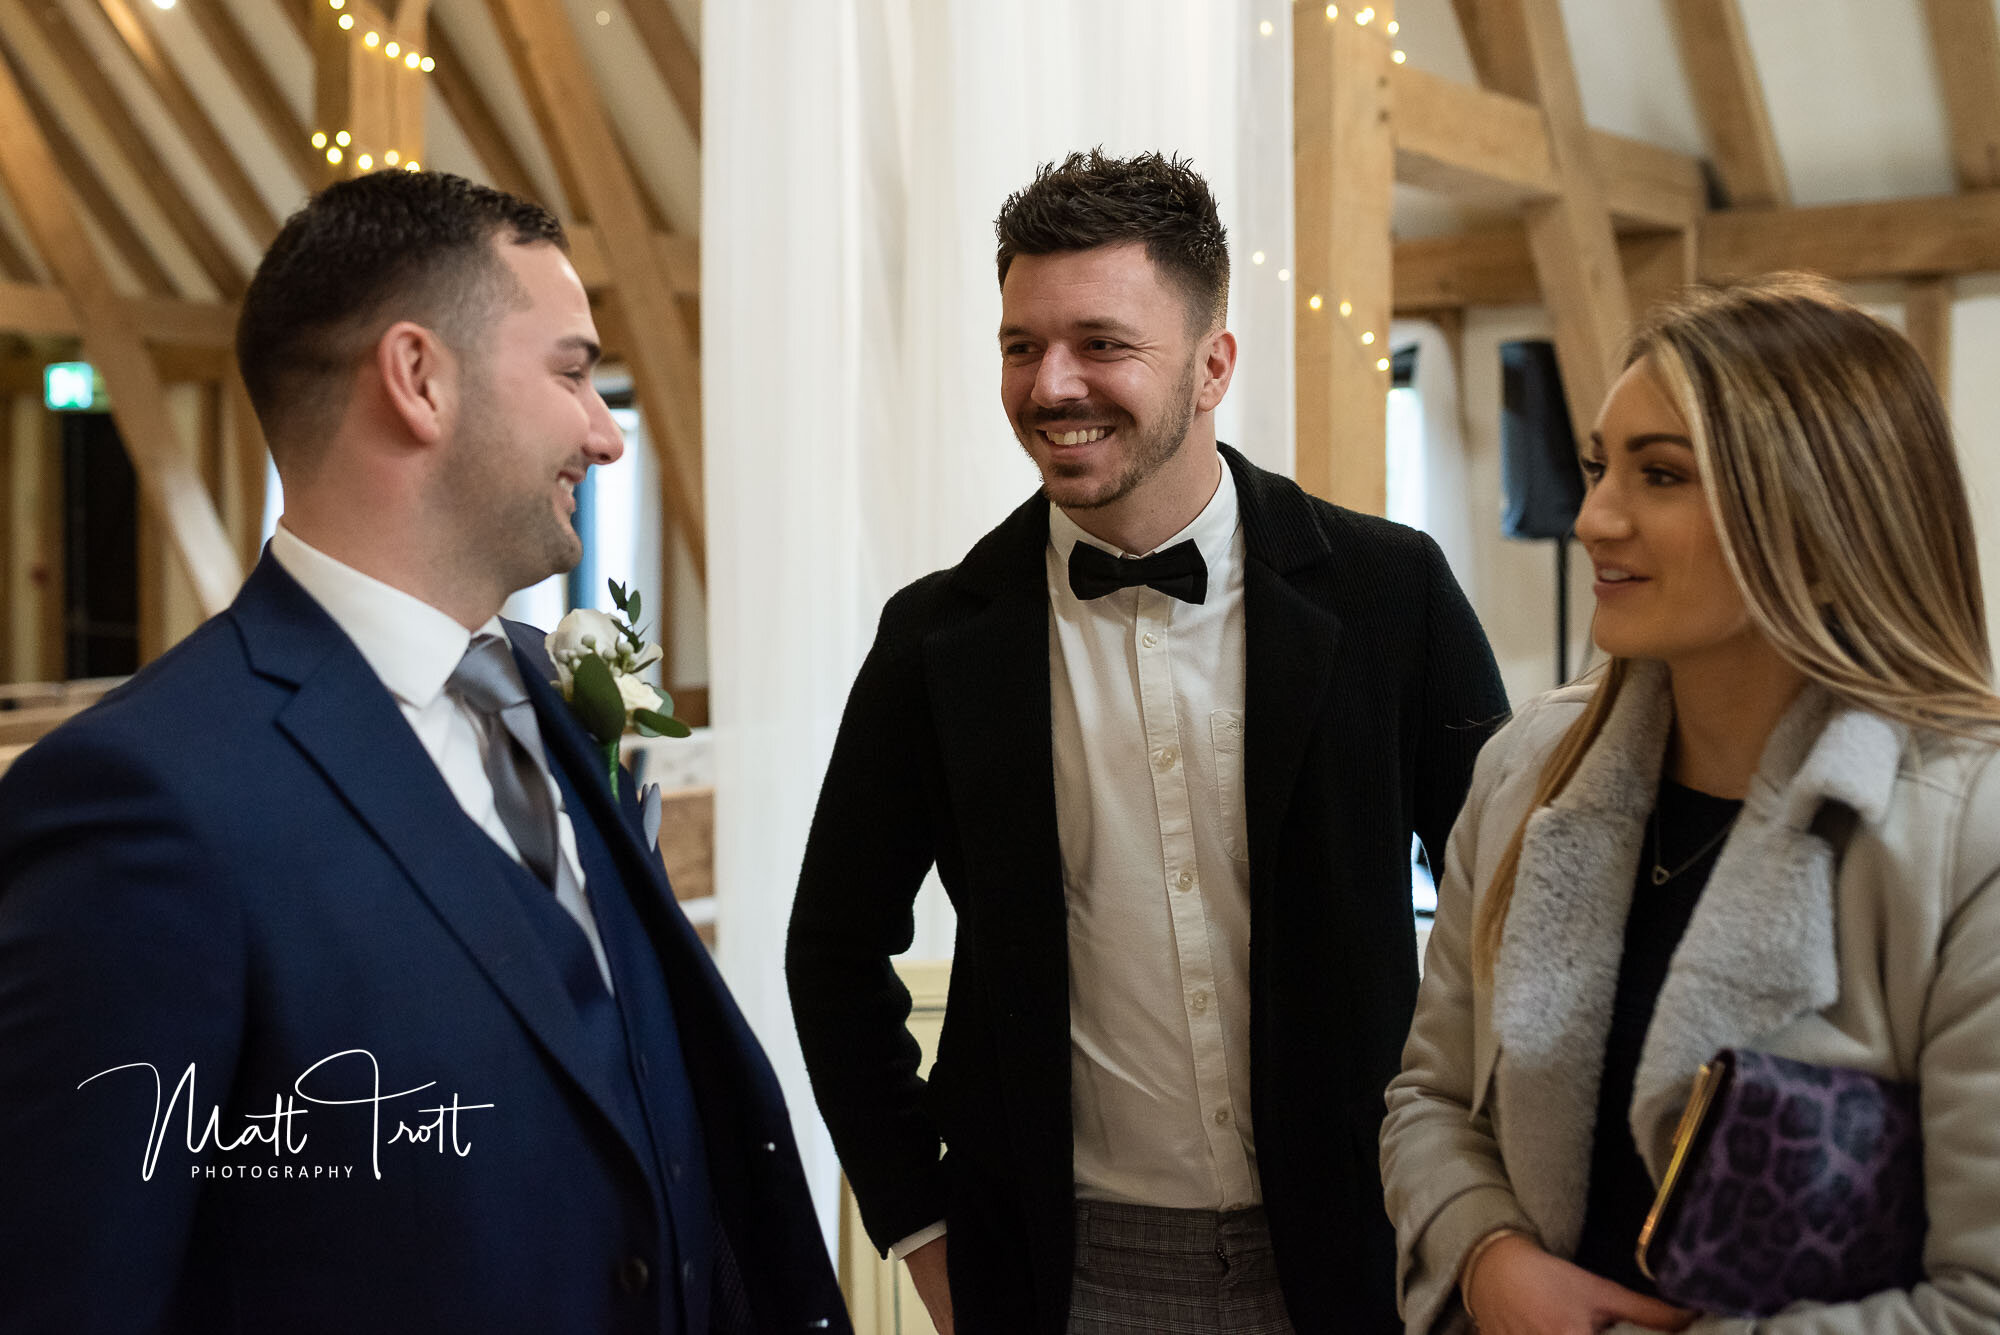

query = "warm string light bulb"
(404, 51), (420, 67)
(326, 146), (343, 164)
(1386, 19), (1399, 35)
(311, 131), (328, 149)
(1392, 49), (1406, 63)
(384, 149), (400, 165)
(1356, 6), (1375, 23)
(420, 56), (434, 70)
(363, 29), (378, 46)
(357, 153), (373, 170)
(384, 40), (400, 56)
(1325, 5), (1338, 18)
(338, 13), (352, 27)
(1376, 357), (1391, 372)
(1277, 268), (1291, 282)
(1308, 294), (1324, 311)
(335, 129), (351, 146)
(1338, 299), (1353, 317)
(1251, 250), (1266, 265)
(1361, 330), (1376, 345)
(1258, 19), (1272, 36)
(404, 160), (421, 171)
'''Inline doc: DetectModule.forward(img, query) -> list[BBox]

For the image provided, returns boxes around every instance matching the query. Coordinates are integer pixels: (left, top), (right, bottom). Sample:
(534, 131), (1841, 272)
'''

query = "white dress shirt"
(269, 524), (613, 987)
(1049, 463), (1258, 1212)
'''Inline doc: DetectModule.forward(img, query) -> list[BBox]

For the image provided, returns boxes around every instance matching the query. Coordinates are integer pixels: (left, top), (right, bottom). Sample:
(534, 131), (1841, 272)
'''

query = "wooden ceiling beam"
(1393, 65), (1704, 228)
(1703, 189), (2000, 282)
(89, 0), (282, 243)
(0, 38), (243, 615)
(1450, 0), (1535, 100)
(1507, 0), (1633, 443)
(621, 0), (698, 143)
(1919, 0), (2000, 191)
(0, 279), (237, 348)
(1904, 275), (1953, 401)
(11, 0), (244, 297)
(0, 41), (180, 298)
(1396, 189), (2000, 309)
(564, 226), (698, 299)
(0, 216), (36, 282)
(1665, 0), (1789, 207)
(180, 0), (318, 187)
(426, 19), (544, 203)
(486, 0), (705, 578)
(1293, 0), (1396, 514)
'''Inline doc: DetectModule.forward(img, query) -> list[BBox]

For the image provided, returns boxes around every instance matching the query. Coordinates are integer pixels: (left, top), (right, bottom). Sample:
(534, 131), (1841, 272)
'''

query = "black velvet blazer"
(788, 444), (1508, 1333)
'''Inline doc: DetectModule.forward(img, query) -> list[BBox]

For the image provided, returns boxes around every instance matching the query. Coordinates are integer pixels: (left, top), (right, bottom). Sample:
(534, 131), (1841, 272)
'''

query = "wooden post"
(312, 0), (429, 184)
(1293, 0), (1397, 514)
(1905, 275), (1953, 403)
(0, 46), (243, 617)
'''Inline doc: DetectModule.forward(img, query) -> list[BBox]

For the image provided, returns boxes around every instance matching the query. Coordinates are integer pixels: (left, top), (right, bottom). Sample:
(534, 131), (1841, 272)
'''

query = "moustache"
(1022, 406), (1121, 428)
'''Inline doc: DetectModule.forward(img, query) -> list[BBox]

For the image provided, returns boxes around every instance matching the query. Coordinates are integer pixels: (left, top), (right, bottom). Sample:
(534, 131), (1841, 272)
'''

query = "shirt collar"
(269, 523), (507, 709)
(1047, 456), (1241, 577)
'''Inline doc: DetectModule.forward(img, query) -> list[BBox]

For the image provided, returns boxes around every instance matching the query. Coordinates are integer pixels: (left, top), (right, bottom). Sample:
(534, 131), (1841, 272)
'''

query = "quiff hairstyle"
(1473, 273), (2000, 979)
(235, 170), (565, 477)
(994, 149), (1229, 331)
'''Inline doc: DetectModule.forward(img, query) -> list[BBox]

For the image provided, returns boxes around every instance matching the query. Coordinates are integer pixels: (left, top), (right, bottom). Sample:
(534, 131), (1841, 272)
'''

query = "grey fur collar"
(1488, 659), (1904, 1255)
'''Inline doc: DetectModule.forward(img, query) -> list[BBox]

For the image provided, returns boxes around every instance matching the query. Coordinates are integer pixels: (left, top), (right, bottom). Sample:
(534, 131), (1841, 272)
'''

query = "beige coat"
(1380, 659), (2000, 1334)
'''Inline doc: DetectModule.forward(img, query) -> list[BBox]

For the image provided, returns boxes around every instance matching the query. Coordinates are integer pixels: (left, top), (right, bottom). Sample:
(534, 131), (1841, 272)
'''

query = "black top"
(1572, 777), (1743, 1293)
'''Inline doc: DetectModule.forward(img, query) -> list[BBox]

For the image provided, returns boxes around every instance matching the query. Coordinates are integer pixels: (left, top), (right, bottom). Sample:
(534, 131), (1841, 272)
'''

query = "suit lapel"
(233, 559), (656, 1173)
(926, 498), (1070, 1163)
(1227, 447), (1344, 888)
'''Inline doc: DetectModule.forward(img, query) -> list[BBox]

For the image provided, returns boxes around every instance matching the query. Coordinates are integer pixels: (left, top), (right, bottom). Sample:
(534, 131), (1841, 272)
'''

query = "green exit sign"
(45, 361), (108, 412)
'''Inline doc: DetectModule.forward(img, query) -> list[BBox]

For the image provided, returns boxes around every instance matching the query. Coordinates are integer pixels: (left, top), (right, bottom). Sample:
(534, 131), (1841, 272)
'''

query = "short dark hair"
(994, 149), (1229, 330)
(236, 170), (565, 473)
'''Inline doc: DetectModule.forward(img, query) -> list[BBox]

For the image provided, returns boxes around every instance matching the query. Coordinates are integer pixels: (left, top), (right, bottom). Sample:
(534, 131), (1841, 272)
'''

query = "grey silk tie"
(449, 634), (561, 890)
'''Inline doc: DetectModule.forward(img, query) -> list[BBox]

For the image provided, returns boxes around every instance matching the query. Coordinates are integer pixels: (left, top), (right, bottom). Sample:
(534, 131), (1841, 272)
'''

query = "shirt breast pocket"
(1209, 709), (1249, 863)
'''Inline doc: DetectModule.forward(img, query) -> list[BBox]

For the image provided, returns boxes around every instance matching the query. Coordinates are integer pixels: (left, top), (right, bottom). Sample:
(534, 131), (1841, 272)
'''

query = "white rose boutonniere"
(546, 580), (690, 796)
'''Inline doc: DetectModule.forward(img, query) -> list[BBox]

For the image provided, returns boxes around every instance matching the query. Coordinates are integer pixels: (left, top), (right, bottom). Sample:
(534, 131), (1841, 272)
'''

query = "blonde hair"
(1474, 274), (2000, 977)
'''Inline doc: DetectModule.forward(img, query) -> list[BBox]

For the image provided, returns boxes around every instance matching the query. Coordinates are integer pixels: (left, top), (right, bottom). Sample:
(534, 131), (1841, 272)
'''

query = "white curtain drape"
(705, 0), (1296, 1246)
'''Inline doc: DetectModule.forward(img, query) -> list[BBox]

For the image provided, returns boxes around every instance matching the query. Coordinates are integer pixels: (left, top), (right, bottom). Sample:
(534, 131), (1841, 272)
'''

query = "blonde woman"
(1381, 276), (2000, 1335)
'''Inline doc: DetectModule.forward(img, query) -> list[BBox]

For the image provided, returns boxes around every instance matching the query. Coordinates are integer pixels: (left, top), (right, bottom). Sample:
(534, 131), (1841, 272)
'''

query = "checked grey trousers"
(1066, 1200), (1298, 1334)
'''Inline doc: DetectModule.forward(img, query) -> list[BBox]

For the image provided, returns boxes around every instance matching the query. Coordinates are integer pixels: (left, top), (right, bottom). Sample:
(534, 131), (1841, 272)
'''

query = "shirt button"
(682, 1259), (696, 1286)
(1176, 868), (1196, 892)
(669, 1159), (684, 1183)
(617, 1256), (652, 1293)
(1141, 631), (1159, 648)
(1190, 991), (1208, 1013)
(1154, 746), (1179, 772)
(1214, 1107), (1231, 1127)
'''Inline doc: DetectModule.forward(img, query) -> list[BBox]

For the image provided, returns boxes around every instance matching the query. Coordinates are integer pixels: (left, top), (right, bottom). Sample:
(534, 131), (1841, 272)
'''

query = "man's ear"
(1195, 328), (1238, 413)
(374, 320), (456, 445)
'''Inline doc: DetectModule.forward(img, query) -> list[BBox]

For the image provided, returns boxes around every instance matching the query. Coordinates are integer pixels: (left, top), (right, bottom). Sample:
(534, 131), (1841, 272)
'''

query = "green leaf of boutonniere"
(632, 707), (691, 738)
(568, 654), (628, 745)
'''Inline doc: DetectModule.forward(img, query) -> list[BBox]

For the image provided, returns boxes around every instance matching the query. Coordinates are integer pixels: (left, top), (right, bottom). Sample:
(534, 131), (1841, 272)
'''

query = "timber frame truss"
(1293, 0), (1995, 512)
(0, 0), (701, 682)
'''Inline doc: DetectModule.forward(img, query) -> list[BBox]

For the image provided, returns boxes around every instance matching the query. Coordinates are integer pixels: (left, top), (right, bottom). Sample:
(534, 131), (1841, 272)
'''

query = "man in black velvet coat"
(788, 151), (1506, 1334)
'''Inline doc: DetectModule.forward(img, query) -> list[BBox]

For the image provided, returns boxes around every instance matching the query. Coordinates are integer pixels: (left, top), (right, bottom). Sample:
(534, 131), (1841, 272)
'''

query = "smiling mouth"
(1038, 426), (1111, 446)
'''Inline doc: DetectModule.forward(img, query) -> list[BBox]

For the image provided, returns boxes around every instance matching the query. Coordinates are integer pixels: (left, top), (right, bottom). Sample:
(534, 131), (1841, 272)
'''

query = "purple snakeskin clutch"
(1636, 1049), (1926, 1317)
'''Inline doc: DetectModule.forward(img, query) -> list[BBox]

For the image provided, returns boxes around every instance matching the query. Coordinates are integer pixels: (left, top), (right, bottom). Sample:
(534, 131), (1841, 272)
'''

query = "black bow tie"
(1067, 539), (1208, 605)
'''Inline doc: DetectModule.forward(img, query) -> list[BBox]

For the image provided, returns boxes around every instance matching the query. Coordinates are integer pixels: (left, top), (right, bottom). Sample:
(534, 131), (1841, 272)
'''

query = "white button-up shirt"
(1048, 462), (1258, 1211)
(269, 524), (611, 986)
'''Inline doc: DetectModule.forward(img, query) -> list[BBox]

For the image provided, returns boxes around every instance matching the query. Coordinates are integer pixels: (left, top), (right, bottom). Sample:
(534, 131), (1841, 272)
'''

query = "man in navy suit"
(0, 171), (848, 1335)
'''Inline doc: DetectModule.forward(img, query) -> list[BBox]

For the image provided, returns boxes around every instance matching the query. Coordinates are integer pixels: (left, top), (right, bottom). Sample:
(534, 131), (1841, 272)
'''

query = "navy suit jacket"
(0, 553), (849, 1335)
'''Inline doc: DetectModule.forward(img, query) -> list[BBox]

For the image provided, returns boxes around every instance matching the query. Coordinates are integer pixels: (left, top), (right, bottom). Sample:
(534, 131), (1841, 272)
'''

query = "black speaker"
(1499, 339), (1583, 541)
